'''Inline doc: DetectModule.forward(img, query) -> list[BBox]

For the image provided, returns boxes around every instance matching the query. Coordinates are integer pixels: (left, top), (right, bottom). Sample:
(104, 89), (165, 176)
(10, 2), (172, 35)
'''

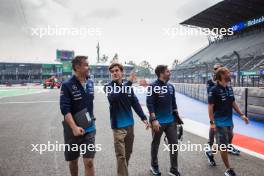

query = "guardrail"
(173, 83), (264, 121)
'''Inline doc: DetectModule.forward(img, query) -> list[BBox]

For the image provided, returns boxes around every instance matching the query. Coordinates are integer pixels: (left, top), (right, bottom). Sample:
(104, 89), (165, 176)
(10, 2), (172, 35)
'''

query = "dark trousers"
(151, 122), (178, 172)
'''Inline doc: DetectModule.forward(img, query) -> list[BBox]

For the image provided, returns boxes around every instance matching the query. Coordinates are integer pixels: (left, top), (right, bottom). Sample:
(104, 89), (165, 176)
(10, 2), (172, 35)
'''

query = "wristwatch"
(210, 120), (215, 125)
(149, 115), (157, 122)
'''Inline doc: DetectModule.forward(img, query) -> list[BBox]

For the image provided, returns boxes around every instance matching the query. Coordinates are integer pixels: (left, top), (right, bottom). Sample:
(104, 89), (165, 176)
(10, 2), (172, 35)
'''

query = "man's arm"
(146, 85), (160, 131)
(88, 80), (95, 119)
(208, 88), (216, 128)
(171, 85), (178, 112)
(126, 87), (149, 129)
(232, 101), (243, 116)
(130, 89), (147, 121)
(60, 84), (84, 136)
(60, 84), (72, 116)
(232, 101), (249, 124)
(171, 85), (183, 124)
(208, 103), (214, 123)
(146, 85), (156, 121)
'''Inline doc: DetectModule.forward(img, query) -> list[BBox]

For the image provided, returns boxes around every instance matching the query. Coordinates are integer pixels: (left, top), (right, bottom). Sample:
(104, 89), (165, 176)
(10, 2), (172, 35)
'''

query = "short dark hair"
(155, 65), (168, 78)
(72, 56), (88, 71)
(109, 62), (124, 72)
(215, 67), (229, 81)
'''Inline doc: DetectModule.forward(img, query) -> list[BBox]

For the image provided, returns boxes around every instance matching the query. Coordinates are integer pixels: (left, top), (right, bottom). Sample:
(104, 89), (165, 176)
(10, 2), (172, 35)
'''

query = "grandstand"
(0, 58), (63, 84)
(172, 0), (264, 87)
(0, 58), (134, 85)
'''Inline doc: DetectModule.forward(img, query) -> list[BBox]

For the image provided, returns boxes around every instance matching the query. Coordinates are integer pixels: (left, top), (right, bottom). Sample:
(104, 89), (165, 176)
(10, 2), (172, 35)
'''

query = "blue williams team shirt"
(146, 79), (178, 125)
(104, 80), (147, 129)
(60, 75), (95, 133)
(208, 83), (235, 127)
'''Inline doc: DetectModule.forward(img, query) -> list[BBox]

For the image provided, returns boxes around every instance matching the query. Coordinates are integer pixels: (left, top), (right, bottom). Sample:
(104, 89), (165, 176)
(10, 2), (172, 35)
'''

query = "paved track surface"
(0, 90), (263, 176)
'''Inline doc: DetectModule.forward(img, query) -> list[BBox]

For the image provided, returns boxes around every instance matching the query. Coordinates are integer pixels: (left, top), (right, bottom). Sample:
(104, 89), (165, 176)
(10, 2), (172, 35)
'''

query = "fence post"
(245, 88), (248, 117)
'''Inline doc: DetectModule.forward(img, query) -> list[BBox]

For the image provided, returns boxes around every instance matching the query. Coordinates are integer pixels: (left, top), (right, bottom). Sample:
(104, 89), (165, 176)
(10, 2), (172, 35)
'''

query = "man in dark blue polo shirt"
(60, 56), (96, 176)
(104, 62), (149, 176)
(147, 65), (183, 176)
(205, 64), (241, 167)
(208, 67), (249, 176)
(205, 63), (223, 166)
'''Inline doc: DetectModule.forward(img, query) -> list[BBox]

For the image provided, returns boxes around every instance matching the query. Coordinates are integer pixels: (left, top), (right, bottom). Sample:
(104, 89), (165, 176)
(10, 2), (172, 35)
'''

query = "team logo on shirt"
(72, 85), (78, 91)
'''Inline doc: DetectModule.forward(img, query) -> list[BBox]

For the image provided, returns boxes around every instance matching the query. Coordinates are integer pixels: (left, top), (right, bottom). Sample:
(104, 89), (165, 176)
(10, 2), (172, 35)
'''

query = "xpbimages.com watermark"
(29, 25), (102, 38)
(163, 140), (234, 154)
(96, 84), (174, 96)
(162, 25), (234, 38)
(30, 141), (233, 155)
(31, 141), (102, 155)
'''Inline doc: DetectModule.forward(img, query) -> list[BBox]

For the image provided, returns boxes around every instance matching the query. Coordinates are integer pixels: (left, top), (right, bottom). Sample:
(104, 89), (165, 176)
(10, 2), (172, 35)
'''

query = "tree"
(111, 53), (119, 63)
(127, 60), (136, 67)
(137, 60), (153, 77)
(101, 54), (108, 63)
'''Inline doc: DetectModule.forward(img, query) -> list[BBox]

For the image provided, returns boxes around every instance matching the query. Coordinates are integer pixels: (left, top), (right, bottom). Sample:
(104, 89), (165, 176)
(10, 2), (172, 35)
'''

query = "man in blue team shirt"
(104, 62), (149, 176)
(205, 64), (241, 167)
(208, 67), (249, 176)
(60, 56), (96, 176)
(147, 65), (183, 176)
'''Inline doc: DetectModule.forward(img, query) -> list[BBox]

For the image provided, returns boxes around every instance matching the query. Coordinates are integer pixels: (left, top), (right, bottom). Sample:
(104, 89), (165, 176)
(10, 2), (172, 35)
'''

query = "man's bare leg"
(220, 150), (230, 169)
(69, 158), (79, 176)
(83, 158), (95, 176)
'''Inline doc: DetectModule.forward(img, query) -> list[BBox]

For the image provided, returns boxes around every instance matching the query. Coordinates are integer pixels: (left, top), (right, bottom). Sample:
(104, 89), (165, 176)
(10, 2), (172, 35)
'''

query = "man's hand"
(151, 120), (161, 132)
(129, 72), (137, 83)
(175, 117), (184, 125)
(210, 124), (216, 131)
(173, 111), (184, 124)
(72, 126), (85, 136)
(143, 120), (150, 130)
(241, 115), (249, 124)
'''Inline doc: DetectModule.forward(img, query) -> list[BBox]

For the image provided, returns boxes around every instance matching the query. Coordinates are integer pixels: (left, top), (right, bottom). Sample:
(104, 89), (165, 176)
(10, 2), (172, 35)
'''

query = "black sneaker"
(228, 145), (240, 155)
(205, 150), (216, 166)
(224, 168), (236, 176)
(168, 169), (181, 176)
(150, 166), (161, 175)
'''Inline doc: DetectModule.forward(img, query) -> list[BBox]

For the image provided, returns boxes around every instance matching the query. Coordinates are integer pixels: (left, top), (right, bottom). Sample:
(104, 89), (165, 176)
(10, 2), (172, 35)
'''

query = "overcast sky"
(0, 0), (222, 67)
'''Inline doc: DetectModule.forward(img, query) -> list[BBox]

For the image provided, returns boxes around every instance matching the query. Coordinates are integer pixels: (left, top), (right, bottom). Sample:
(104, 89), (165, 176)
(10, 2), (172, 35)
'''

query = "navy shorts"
(63, 121), (96, 161)
(215, 126), (233, 149)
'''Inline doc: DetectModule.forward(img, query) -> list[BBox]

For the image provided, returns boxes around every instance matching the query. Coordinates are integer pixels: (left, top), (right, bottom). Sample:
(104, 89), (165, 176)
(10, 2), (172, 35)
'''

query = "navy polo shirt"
(146, 79), (178, 125)
(208, 83), (235, 127)
(60, 75), (95, 133)
(104, 80), (147, 129)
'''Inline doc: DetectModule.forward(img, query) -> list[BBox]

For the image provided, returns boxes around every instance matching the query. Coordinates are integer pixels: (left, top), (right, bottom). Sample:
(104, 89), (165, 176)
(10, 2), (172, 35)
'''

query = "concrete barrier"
(173, 83), (264, 121)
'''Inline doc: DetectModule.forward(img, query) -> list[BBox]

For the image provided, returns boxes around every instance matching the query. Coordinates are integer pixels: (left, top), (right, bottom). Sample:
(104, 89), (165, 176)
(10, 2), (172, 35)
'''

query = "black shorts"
(215, 126), (233, 149)
(63, 122), (96, 161)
